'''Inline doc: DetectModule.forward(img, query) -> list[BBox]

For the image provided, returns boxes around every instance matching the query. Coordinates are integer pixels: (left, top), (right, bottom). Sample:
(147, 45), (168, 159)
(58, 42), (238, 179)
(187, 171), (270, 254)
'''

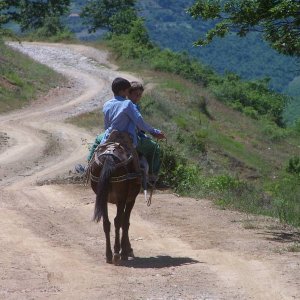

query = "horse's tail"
(93, 155), (116, 223)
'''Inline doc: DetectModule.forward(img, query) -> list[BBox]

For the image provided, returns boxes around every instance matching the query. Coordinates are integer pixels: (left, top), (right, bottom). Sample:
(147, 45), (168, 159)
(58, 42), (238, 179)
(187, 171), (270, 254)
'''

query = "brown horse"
(88, 131), (141, 264)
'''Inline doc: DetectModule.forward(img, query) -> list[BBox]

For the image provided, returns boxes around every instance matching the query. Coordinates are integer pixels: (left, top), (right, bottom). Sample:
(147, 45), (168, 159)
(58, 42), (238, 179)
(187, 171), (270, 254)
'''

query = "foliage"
(0, 41), (63, 113)
(188, 0), (300, 56)
(19, 0), (70, 31)
(80, 0), (137, 35)
(0, 0), (70, 34)
(284, 77), (300, 124)
(266, 174), (300, 226)
(286, 156), (300, 175)
(26, 16), (74, 41)
(0, 0), (17, 39)
(108, 21), (289, 126)
(209, 74), (288, 126)
(260, 118), (290, 141)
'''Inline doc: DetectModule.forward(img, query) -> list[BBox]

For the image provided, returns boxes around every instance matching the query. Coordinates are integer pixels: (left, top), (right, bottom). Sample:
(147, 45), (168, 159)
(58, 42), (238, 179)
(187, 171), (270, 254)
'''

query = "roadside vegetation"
(0, 40), (64, 113)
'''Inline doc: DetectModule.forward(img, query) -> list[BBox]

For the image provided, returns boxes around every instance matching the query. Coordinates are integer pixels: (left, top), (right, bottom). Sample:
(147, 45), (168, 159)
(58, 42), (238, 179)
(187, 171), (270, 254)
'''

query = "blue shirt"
(101, 96), (160, 146)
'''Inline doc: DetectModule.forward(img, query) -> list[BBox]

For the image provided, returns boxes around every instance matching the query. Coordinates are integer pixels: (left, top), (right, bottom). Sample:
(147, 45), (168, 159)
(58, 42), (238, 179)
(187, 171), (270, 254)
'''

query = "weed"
(243, 221), (258, 230)
(286, 243), (300, 252)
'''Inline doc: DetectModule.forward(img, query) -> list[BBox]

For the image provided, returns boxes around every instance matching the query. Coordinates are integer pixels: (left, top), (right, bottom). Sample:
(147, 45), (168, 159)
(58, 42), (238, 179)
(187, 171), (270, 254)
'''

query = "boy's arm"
(125, 101), (161, 135)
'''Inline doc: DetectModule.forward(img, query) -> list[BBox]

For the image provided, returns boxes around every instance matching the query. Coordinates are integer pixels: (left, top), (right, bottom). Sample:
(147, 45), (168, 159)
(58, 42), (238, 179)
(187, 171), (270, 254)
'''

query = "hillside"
(67, 0), (300, 123)
(63, 35), (300, 226)
(0, 41), (64, 113)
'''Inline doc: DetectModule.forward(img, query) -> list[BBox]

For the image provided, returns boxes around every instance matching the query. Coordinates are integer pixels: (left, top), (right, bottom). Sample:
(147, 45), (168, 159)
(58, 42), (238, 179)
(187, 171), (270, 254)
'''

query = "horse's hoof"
(128, 250), (135, 258)
(113, 253), (121, 265)
(121, 254), (128, 261)
(106, 258), (113, 264)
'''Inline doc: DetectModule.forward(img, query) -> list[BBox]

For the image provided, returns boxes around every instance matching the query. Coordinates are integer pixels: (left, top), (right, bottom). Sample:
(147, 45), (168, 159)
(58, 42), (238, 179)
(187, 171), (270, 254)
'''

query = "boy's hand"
(152, 131), (166, 140)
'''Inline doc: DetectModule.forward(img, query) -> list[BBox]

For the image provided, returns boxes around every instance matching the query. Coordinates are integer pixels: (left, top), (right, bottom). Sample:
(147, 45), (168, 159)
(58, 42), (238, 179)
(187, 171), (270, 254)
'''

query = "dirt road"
(0, 42), (299, 300)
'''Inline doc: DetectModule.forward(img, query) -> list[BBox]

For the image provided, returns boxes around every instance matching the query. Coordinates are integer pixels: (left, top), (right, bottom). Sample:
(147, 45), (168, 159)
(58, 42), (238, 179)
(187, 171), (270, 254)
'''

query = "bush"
(27, 16), (74, 41)
(260, 119), (290, 141)
(267, 174), (300, 226)
(209, 74), (287, 126)
(286, 156), (300, 175)
(243, 106), (259, 119)
(292, 118), (300, 134)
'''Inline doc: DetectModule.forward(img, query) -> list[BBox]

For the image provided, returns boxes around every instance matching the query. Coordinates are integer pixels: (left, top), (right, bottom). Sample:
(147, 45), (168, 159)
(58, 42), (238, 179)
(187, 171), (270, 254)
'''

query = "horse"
(88, 131), (142, 264)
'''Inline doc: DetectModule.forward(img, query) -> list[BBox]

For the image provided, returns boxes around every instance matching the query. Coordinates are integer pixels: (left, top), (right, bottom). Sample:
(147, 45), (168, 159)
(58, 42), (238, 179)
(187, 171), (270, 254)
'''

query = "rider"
(83, 78), (165, 182)
(101, 77), (165, 146)
(128, 81), (162, 182)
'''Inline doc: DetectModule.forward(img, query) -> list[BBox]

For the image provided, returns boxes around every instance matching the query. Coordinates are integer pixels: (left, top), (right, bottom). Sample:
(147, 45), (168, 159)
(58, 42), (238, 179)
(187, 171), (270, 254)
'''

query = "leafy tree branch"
(188, 0), (300, 56)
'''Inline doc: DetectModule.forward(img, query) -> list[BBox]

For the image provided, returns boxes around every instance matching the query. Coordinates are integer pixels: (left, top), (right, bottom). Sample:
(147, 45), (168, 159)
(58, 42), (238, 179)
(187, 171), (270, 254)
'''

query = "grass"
(66, 110), (103, 133)
(0, 40), (64, 113)
(287, 243), (300, 253)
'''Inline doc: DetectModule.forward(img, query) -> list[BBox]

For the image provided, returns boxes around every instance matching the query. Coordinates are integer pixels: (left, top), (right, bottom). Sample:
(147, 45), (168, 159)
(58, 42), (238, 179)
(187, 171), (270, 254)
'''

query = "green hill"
(0, 41), (64, 113)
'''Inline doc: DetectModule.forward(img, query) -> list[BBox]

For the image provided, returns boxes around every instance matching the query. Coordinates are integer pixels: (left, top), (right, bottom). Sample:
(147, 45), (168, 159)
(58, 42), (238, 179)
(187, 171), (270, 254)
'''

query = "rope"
(144, 138), (167, 207)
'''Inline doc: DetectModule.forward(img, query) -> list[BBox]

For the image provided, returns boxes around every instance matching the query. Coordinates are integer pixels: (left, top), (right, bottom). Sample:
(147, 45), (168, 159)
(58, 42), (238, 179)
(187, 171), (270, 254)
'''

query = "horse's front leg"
(121, 198), (136, 260)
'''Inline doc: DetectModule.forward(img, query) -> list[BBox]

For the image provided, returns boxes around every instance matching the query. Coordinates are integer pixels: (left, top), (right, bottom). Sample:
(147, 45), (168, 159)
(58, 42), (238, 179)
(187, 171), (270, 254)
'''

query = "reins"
(144, 138), (167, 207)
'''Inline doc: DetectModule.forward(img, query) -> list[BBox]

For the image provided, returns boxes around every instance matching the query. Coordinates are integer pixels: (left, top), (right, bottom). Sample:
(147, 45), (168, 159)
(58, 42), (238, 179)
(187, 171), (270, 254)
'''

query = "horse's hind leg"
(121, 199), (136, 260)
(102, 206), (113, 264)
(113, 201), (126, 264)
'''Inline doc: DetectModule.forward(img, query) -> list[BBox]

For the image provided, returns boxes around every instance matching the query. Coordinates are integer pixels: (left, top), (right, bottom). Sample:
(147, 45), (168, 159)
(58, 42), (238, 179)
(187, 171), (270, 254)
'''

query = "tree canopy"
(188, 0), (300, 56)
(0, 0), (70, 32)
(80, 0), (138, 35)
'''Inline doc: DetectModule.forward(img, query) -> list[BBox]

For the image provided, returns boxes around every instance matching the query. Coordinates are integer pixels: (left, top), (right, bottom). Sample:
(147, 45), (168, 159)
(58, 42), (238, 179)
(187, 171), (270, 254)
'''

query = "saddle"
(94, 142), (133, 168)
(88, 131), (141, 185)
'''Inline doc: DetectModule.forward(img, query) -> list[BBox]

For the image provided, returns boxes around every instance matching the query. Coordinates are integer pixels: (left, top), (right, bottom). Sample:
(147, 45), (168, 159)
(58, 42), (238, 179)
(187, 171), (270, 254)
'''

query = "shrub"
(260, 119), (289, 141)
(286, 156), (300, 175)
(27, 16), (74, 41)
(187, 130), (207, 153)
(243, 106), (259, 119)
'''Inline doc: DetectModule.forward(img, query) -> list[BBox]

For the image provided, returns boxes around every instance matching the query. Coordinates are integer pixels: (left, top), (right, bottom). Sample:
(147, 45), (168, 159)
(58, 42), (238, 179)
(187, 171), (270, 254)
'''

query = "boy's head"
(129, 81), (144, 104)
(112, 77), (131, 97)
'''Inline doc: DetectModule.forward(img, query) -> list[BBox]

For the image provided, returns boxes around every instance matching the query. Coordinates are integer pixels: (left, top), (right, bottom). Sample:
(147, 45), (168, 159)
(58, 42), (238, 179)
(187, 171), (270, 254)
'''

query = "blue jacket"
(101, 96), (160, 146)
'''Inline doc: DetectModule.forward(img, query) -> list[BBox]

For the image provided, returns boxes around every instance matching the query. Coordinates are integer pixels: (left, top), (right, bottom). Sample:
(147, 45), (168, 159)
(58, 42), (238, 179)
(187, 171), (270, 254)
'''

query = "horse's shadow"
(257, 230), (300, 243)
(120, 255), (200, 269)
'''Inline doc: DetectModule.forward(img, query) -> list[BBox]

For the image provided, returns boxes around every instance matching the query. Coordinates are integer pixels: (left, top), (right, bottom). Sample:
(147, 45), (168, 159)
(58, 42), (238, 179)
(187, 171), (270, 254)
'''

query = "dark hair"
(112, 77), (131, 95)
(129, 81), (144, 93)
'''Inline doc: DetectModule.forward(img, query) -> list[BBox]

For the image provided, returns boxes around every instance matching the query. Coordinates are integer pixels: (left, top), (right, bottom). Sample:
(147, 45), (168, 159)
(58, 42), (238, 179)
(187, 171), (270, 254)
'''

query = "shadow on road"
(120, 255), (201, 269)
(258, 230), (300, 243)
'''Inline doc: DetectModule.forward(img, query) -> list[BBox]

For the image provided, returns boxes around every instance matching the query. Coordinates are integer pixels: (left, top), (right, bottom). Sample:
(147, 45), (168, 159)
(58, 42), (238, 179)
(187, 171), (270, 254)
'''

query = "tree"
(0, 0), (19, 38)
(18, 0), (70, 31)
(0, 0), (70, 33)
(188, 0), (300, 56)
(80, 0), (138, 35)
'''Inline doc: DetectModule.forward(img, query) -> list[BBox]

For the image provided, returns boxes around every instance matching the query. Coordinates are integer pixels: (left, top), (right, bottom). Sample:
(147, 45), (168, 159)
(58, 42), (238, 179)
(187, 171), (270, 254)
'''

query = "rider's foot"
(75, 163), (86, 174)
(148, 174), (158, 186)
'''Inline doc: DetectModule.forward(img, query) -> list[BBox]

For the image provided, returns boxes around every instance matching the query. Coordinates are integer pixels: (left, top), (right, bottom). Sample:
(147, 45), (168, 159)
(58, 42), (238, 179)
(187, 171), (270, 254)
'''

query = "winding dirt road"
(0, 42), (299, 300)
